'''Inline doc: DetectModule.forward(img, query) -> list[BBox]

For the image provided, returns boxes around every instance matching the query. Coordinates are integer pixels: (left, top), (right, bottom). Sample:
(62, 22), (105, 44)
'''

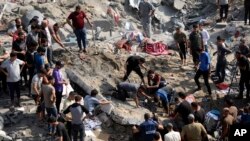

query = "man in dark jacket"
(245, 0), (250, 25)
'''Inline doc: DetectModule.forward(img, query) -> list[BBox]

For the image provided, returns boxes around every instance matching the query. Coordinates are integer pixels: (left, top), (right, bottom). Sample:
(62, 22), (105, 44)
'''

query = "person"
(220, 108), (234, 141)
(225, 98), (238, 122)
(146, 69), (166, 95)
(181, 114), (207, 141)
(12, 31), (27, 86)
(245, 0), (250, 25)
(63, 95), (90, 141)
(153, 132), (163, 141)
(53, 61), (68, 112)
(173, 92), (193, 126)
(0, 43), (9, 95)
(47, 116), (71, 141)
(62, 91), (76, 140)
(191, 102), (206, 124)
(12, 25), (26, 42)
(241, 106), (250, 123)
(214, 36), (232, 83)
(26, 25), (40, 50)
(239, 38), (250, 57)
(164, 123), (181, 141)
(123, 55), (146, 84)
(174, 27), (188, 65)
(0, 52), (25, 106)
(8, 18), (22, 37)
(84, 89), (111, 114)
(31, 72), (45, 105)
(199, 24), (210, 52)
(107, 5), (120, 27)
(116, 82), (140, 107)
(52, 23), (64, 48)
(194, 48), (212, 95)
(235, 51), (250, 99)
(42, 76), (57, 135)
(34, 47), (47, 74)
(154, 86), (173, 115)
(138, 0), (155, 38)
(217, 0), (231, 21)
(189, 24), (204, 69)
(67, 5), (93, 53)
(132, 113), (163, 141)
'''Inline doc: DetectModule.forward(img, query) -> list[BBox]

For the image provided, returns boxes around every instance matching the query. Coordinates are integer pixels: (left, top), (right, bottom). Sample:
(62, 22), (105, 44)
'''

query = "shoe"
(83, 49), (87, 53)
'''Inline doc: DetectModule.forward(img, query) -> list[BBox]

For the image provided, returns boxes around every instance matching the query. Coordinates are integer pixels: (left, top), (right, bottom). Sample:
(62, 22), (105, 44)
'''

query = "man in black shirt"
(236, 51), (250, 99)
(239, 39), (250, 57)
(123, 56), (146, 84)
(191, 102), (206, 124)
(245, 0), (250, 25)
(47, 116), (71, 141)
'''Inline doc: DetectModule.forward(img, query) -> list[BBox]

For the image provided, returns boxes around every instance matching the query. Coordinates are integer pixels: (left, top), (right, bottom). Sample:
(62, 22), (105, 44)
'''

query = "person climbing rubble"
(174, 27), (188, 65)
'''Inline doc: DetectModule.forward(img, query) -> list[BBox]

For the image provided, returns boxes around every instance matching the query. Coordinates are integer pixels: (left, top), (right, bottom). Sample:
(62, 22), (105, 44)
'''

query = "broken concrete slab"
(173, 0), (186, 10)
(0, 130), (12, 141)
(21, 10), (44, 29)
(216, 22), (228, 28)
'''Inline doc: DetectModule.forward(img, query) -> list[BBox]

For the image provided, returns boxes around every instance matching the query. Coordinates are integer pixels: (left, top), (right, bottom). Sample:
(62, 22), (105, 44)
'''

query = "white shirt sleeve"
(16, 59), (24, 65)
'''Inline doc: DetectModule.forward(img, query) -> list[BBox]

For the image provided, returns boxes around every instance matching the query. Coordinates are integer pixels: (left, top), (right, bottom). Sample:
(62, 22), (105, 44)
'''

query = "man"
(34, 47), (47, 74)
(84, 89), (111, 114)
(225, 98), (238, 122)
(147, 69), (166, 95)
(0, 43), (9, 95)
(12, 31), (27, 86)
(31, 72), (45, 105)
(181, 114), (207, 141)
(123, 55), (146, 84)
(217, 0), (231, 21)
(239, 38), (250, 57)
(8, 18), (22, 37)
(26, 25), (39, 50)
(214, 36), (232, 83)
(53, 61), (68, 112)
(132, 113), (163, 141)
(63, 95), (90, 141)
(52, 23), (64, 48)
(116, 82), (140, 107)
(194, 48), (212, 95)
(199, 24), (210, 52)
(0, 52), (25, 106)
(174, 27), (188, 65)
(220, 108), (234, 140)
(62, 92), (76, 139)
(138, 0), (155, 38)
(164, 123), (181, 141)
(235, 51), (250, 99)
(245, 0), (250, 25)
(189, 24), (203, 68)
(154, 86), (173, 115)
(42, 76), (57, 135)
(191, 102), (206, 124)
(47, 116), (71, 141)
(67, 5), (92, 52)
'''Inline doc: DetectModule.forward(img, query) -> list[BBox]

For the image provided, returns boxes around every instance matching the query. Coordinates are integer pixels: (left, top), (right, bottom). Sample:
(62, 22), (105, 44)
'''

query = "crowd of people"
(0, 0), (250, 141)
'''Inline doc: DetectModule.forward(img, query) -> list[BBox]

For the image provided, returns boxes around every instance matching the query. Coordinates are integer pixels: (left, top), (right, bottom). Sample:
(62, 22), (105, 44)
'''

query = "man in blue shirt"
(194, 48), (212, 95)
(34, 47), (46, 74)
(154, 86), (172, 115)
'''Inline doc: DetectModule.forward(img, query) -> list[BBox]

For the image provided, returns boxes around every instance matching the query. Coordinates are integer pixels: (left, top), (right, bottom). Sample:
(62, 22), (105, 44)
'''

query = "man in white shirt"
(199, 24), (210, 52)
(31, 72), (45, 105)
(164, 123), (181, 141)
(0, 52), (25, 106)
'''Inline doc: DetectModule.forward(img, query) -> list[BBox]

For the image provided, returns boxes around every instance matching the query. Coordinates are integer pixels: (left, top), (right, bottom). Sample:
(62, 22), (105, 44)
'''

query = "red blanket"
(144, 42), (168, 56)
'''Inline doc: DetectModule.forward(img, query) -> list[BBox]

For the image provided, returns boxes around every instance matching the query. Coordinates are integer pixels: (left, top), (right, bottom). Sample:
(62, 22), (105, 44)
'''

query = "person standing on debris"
(194, 48), (212, 95)
(0, 43), (9, 95)
(138, 0), (155, 38)
(189, 24), (204, 69)
(213, 36), (232, 83)
(174, 27), (188, 65)
(26, 25), (40, 50)
(34, 47), (47, 74)
(220, 108), (234, 141)
(31, 72), (45, 105)
(52, 23), (64, 48)
(67, 5), (93, 53)
(53, 61), (68, 112)
(235, 51), (250, 99)
(244, 0), (250, 25)
(239, 38), (250, 57)
(47, 116), (71, 141)
(63, 95), (90, 141)
(199, 24), (210, 52)
(8, 18), (22, 37)
(123, 55), (146, 84)
(191, 102), (206, 124)
(217, 0), (231, 21)
(0, 52), (25, 106)
(42, 75), (57, 135)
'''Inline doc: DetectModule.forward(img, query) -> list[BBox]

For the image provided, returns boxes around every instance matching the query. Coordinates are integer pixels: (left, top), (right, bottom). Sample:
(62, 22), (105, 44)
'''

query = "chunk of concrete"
(173, 0), (186, 10)
(0, 130), (12, 141)
(21, 10), (44, 28)
(216, 22), (228, 28)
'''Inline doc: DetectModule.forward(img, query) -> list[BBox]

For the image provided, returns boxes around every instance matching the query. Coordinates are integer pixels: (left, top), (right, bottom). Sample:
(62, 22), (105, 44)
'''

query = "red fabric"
(144, 42), (168, 56)
(68, 11), (86, 29)
(152, 74), (161, 84)
(216, 82), (229, 90)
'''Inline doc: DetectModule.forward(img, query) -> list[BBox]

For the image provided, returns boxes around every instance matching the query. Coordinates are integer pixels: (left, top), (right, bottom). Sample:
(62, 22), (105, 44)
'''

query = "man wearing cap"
(164, 123), (181, 141)
(181, 114), (207, 141)
(53, 61), (68, 112)
(235, 51), (250, 99)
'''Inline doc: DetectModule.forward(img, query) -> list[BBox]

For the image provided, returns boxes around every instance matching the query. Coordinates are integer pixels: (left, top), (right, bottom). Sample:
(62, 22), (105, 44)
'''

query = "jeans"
(215, 60), (227, 82)
(194, 69), (212, 95)
(66, 121), (72, 140)
(245, 6), (250, 24)
(178, 42), (186, 60)
(123, 65), (144, 81)
(46, 107), (58, 133)
(46, 46), (53, 67)
(220, 4), (229, 20)
(28, 67), (35, 95)
(141, 17), (152, 38)
(74, 28), (86, 50)
(55, 91), (63, 112)
(72, 123), (85, 141)
(204, 44), (208, 52)
(7, 82), (20, 102)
